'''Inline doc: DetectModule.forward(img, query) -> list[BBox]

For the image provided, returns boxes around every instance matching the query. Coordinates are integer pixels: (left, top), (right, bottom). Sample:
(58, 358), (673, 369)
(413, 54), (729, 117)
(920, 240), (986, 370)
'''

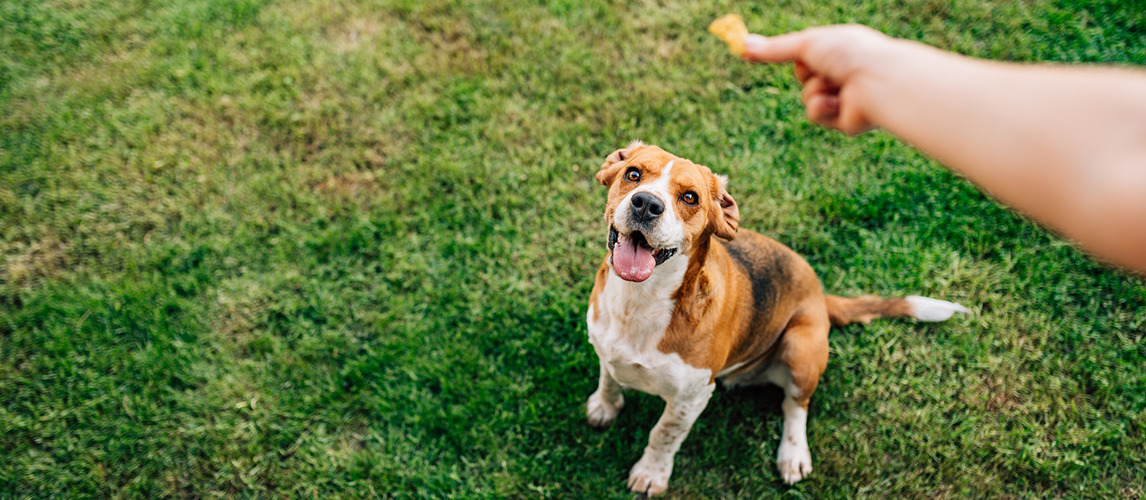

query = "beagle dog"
(585, 142), (968, 495)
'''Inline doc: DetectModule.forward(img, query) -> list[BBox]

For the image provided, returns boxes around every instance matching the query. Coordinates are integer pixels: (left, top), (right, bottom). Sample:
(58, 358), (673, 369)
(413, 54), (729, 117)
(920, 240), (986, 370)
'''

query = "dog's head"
(596, 141), (739, 282)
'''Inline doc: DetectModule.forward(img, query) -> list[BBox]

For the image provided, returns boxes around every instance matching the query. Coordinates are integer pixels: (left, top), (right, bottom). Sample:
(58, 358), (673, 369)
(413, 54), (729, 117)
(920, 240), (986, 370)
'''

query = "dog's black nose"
(630, 192), (665, 222)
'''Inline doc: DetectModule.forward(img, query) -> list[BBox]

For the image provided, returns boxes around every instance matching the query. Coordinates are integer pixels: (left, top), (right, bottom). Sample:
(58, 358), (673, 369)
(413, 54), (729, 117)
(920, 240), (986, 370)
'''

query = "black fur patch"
(719, 239), (789, 324)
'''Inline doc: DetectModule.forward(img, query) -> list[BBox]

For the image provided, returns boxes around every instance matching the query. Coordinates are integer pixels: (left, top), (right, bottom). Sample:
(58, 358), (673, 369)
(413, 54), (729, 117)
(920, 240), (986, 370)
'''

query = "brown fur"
(589, 263), (608, 323)
(655, 229), (831, 387)
(823, 295), (915, 326)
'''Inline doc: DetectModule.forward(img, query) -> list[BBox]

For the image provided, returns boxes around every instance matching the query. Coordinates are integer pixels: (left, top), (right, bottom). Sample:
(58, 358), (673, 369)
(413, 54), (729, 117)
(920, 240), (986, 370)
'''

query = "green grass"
(2, 0), (1144, 497)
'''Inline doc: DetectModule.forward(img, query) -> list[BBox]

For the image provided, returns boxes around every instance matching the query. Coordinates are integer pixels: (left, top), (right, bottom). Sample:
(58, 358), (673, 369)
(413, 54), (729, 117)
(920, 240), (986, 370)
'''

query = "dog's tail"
(824, 294), (969, 327)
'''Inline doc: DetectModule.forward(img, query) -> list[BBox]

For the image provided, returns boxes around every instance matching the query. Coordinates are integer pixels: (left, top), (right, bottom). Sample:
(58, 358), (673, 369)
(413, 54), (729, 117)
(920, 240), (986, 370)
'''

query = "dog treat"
(708, 13), (748, 55)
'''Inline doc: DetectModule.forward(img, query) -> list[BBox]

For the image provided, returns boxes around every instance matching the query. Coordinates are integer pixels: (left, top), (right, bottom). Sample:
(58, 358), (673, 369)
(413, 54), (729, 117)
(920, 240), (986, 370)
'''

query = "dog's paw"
(586, 391), (623, 428)
(776, 439), (813, 484)
(627, 452), (672, 496)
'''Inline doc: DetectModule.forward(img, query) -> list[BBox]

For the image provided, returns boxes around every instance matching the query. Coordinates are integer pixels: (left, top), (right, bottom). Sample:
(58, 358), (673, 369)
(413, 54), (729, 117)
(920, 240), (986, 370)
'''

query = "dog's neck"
(674, 235), (714, 300)
(603, 235), (717, 345)
(603, 252), (687, 343)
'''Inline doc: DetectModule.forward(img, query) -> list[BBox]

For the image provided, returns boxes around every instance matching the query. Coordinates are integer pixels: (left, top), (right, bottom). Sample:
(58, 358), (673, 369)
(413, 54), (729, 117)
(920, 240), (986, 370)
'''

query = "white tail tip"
(905, 295), (971, 322)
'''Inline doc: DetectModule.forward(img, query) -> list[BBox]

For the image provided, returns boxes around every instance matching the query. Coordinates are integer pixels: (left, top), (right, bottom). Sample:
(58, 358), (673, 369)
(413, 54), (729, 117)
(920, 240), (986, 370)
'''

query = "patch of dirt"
(979, 375), (1028, 413)
(309, 171), (382, 196)
(330, 17), (382, 53)
(2, 237), (70, 287)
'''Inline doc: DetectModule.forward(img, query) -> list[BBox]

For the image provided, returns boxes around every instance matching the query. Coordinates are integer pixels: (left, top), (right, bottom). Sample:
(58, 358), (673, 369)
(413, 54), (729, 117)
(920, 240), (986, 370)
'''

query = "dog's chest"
(588, 269), (711, 399)
(589, 321), (685, 397)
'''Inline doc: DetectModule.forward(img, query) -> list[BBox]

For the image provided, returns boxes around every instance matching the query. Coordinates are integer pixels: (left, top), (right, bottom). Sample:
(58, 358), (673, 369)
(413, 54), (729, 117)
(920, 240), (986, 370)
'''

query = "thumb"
(740, 32), (812, 64)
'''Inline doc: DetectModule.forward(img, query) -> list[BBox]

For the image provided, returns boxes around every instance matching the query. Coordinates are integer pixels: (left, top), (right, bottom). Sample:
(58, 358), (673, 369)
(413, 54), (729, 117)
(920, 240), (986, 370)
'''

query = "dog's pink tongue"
(613, 234), (656, 282)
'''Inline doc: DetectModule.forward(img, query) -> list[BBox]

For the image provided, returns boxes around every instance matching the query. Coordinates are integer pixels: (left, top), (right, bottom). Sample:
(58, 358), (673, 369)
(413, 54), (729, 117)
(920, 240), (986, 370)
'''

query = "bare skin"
(741, 25), (1146, 273)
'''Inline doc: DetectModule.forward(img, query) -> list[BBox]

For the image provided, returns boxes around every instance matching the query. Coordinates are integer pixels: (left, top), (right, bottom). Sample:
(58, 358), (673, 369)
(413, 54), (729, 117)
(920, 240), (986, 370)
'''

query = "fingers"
(741, 32), (813, 63)
(804, 77), (874, 134)
(740, 25), (879, 134)
(794, 61), (812, 84)
(802, 76), (840, 125)
(807, 94), (841, 125)
(743, 29), (838, 127)
(835, 88), (875, 135)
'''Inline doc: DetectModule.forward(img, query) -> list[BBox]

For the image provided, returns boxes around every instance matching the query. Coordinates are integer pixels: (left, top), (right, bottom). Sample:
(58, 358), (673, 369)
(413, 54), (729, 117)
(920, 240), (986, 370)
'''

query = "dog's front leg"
(628, 383), (715, 496)
(587, 362), (625, 428)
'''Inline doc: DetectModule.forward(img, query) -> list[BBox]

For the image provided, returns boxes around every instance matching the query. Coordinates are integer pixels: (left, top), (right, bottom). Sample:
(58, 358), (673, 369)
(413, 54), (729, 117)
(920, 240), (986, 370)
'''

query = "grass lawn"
(2, 0), (1145, 497)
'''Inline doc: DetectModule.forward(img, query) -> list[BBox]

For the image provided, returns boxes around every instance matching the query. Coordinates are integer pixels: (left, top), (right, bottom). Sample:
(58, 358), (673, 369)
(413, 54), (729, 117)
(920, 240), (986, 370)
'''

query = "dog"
(585, 142), (968, 495)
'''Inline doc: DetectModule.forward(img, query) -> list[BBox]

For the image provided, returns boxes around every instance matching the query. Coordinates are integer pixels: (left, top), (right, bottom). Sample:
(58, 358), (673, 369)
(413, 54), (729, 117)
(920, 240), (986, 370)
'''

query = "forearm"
(859, 42), (1146, 270)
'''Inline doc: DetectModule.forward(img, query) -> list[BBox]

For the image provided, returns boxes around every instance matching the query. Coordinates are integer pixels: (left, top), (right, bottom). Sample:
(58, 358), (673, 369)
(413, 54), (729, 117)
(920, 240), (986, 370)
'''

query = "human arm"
(741, 25), (1146, 272)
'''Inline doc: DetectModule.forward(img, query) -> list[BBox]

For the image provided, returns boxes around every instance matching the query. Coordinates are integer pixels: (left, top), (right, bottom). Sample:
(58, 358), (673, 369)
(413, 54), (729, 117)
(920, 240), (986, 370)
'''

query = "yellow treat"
(708, 14), (748, 55)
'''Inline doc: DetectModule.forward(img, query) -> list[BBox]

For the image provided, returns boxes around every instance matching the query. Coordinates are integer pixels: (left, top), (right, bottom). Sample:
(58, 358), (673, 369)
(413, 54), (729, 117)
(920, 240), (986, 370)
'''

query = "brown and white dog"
(585, 142), (968, 495)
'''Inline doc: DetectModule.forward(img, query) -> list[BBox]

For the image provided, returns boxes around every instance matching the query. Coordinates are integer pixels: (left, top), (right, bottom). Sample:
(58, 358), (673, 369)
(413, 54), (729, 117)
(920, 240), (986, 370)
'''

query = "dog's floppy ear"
(595, 140), (644, 186)
(710, 174), (740, 240)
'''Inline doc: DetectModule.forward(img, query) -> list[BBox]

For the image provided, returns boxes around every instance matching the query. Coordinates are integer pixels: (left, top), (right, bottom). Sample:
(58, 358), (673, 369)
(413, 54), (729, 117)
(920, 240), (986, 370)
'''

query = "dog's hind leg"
(775, 391), (814, 484)
(767, 312), (830, 485)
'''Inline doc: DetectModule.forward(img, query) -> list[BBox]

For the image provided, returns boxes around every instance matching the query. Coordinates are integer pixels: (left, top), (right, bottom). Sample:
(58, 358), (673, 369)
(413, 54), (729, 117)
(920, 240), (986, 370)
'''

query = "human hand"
(741, 25), (901, 134)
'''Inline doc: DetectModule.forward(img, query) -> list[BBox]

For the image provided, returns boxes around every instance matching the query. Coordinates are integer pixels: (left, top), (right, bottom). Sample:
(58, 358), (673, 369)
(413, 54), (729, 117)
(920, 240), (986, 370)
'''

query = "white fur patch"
(590, 257), (710, 399)
(905, 295), (971, 322)
(776, 397), (812, 484)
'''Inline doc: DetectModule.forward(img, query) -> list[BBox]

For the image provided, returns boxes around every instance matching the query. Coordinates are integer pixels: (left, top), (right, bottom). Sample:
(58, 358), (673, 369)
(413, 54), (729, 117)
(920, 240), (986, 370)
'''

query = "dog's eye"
(681, 191), (698, 205)
(625, 168), (641, 182)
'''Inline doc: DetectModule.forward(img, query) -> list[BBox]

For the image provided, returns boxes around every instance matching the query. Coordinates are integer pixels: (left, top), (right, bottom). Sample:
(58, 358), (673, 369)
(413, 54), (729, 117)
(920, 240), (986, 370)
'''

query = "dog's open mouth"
(608, 226), (677, 282)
